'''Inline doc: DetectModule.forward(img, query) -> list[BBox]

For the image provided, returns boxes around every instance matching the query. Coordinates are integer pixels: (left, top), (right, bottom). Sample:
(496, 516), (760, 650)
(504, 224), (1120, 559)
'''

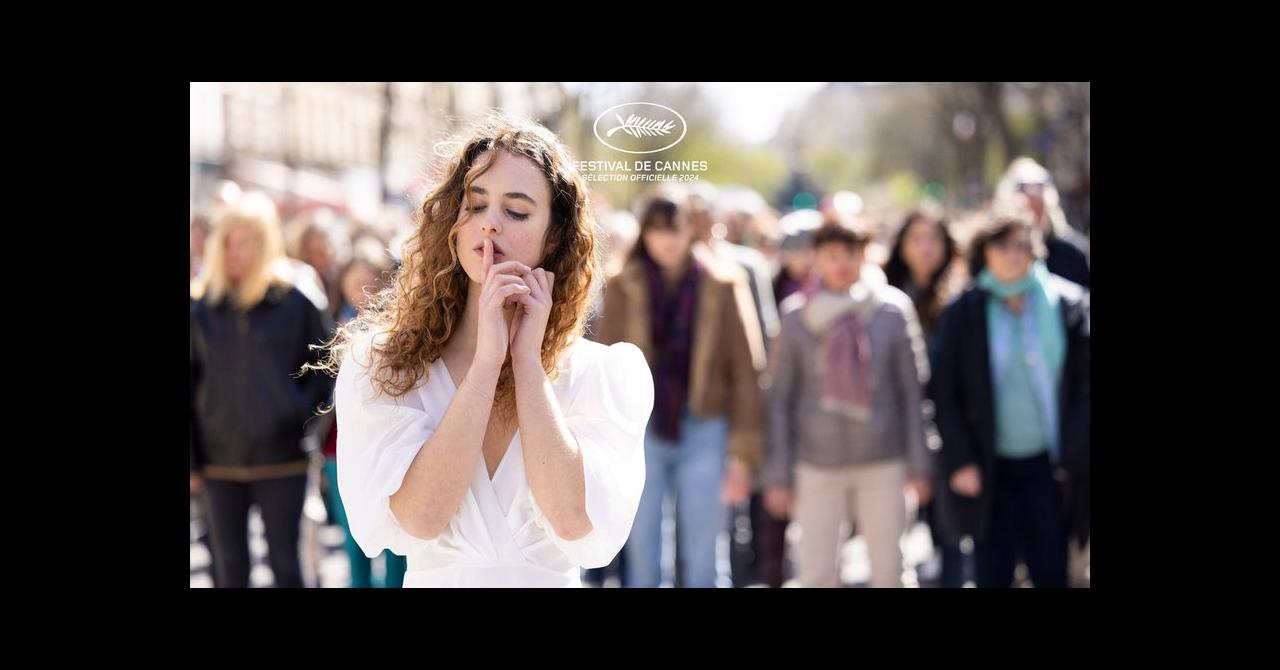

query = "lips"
(474, 240), (504, 260)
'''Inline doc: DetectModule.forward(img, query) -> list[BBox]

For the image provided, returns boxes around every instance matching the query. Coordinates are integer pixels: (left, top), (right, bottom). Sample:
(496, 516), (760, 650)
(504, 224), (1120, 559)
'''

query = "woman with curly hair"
(311, 114), (654, 588)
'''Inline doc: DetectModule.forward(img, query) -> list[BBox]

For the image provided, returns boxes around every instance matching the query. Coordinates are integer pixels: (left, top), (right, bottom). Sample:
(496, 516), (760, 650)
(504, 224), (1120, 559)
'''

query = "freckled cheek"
(511, 231), (544, 265)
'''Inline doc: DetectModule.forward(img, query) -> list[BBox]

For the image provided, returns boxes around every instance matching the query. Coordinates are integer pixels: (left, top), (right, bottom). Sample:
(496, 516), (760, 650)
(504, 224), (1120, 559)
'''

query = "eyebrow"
(468, 185), (537, 206)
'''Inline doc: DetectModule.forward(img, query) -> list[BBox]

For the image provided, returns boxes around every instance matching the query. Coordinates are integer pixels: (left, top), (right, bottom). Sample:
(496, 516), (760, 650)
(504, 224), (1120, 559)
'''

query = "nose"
(480, 207), (502, 235)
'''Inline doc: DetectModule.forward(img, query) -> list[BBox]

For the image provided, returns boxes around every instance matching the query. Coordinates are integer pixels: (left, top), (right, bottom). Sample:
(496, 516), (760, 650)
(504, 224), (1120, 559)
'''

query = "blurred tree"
(777, 82), (1087, 225)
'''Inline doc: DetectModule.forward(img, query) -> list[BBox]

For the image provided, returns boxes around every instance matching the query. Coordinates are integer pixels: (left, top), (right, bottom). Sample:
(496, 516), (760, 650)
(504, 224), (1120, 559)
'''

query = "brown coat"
(593, 245), (765, 465)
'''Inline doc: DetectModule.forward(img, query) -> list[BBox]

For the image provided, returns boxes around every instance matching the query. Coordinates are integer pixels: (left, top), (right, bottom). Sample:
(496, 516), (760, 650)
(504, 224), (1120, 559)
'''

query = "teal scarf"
(978, 260), (1067, 461)
(978, 260), (1066, 385)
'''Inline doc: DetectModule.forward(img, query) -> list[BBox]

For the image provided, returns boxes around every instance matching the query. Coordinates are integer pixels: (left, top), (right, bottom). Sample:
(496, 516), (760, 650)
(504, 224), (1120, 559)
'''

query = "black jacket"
(191, 285), (334, 471)
(1046, 231), (1090, 289)
(928, 274), (1089, 543)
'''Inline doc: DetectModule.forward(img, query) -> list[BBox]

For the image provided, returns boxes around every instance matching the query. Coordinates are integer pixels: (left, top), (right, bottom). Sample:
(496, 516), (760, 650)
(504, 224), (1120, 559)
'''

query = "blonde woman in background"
(191, 192), (334, 587)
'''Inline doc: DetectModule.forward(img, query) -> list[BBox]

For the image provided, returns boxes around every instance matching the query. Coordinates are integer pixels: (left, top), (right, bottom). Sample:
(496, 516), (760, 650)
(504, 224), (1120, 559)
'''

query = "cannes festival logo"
(593, 102), (687, 154)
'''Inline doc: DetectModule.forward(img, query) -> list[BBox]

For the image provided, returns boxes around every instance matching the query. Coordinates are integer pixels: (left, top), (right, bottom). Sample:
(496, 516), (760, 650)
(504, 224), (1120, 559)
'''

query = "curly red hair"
(310, 113), (600, 419)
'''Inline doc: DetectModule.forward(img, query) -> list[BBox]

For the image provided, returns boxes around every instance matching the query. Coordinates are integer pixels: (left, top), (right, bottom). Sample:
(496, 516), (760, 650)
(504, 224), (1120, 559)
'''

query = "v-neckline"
(434, 357), (517, 485)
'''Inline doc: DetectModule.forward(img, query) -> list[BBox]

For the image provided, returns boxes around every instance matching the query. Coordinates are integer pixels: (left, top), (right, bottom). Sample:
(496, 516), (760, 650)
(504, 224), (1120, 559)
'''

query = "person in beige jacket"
(593, 191), (765, 587)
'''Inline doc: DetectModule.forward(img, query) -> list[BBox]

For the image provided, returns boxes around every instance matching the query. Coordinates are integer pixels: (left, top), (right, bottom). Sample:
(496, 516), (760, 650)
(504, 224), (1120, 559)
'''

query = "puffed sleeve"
(531, 342), (654, 568)
(334, 334), (437, 558)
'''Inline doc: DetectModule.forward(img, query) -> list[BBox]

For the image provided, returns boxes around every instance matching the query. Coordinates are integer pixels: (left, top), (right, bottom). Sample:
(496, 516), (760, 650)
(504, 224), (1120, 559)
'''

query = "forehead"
(470, 151), (550, 198)
(816, 242), (861, 255)
(906, 220), (939, 237)
(647, 208), (689, 229)
(989, 226), (1032, 247)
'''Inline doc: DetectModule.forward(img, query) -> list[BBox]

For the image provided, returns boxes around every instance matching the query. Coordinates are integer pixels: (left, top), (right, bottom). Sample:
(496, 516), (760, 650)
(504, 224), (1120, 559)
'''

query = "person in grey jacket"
(761, 217), (933, 587)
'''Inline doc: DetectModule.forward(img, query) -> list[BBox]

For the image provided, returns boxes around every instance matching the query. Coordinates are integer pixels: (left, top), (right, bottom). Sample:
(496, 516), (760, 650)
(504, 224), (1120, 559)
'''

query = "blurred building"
(190, 82), (571, 219)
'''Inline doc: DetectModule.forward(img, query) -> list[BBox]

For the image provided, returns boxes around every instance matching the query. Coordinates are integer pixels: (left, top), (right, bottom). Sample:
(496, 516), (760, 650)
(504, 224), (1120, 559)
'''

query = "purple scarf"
(822, 312), (873, 420)
(800, 282), (876, 421)
(641, 253), (702, 443)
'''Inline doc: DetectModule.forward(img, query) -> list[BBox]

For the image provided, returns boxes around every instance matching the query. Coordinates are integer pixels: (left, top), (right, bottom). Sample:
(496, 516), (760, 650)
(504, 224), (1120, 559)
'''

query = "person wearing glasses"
(995, 157), (1089, 289)
(929, 203), (1090, 587)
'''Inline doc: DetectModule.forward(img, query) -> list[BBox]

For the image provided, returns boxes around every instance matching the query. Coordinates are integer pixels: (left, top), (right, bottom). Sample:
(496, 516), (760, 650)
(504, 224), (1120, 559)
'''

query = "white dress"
(334, 333), (653, 587)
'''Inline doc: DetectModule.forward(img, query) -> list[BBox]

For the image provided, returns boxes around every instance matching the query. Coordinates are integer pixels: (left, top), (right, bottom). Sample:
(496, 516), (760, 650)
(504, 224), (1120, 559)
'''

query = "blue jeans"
(625, 410), (729, 588)
(323, 458), (406, 588)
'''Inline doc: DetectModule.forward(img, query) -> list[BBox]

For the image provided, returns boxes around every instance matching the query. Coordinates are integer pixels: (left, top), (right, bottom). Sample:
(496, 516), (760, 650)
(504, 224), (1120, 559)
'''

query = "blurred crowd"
(190, 154), (1089, 588)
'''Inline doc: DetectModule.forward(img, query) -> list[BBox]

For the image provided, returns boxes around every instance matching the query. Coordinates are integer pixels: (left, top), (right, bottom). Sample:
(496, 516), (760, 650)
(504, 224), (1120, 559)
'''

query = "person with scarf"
(595, 192), (764, 588)
(930, 206), (1090, 588)
(761, 218), (932, 588)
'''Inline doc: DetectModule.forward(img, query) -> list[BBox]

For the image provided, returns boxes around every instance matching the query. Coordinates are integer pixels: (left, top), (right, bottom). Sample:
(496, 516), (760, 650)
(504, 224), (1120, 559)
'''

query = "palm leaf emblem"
(606, 114), (677, 138)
